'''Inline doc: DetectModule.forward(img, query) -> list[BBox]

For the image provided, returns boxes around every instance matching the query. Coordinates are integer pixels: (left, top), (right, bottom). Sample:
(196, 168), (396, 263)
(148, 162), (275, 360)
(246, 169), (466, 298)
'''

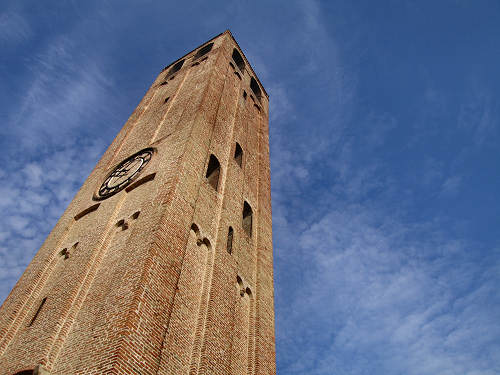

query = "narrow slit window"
(194, 42), (213, 59)
(232, 49), (245, 72)
(165, 59), (185, 80)
(74, 203), (100, 221)
(250, 77), (262, 101)
(234, 143), (243, 167)
(227, 226), (234, 254)
(29, 297), (47, 326)
(125, 172), (156, 193)
(242, 202), (253, 237)
(205, 154), (221, 191)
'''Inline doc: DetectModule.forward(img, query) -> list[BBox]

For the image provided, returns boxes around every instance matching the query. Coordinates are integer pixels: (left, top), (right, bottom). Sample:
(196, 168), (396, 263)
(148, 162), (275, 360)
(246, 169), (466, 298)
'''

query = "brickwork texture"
(0, 30), (276, 375)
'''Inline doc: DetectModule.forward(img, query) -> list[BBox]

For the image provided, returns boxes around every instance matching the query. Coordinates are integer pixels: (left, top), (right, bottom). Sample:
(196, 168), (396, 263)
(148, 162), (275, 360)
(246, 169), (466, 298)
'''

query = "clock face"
(96, 148), (153, 200)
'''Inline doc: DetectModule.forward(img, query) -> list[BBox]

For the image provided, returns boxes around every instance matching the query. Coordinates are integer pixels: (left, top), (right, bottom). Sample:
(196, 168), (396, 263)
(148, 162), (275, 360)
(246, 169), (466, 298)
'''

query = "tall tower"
(0, 31), (275, 375)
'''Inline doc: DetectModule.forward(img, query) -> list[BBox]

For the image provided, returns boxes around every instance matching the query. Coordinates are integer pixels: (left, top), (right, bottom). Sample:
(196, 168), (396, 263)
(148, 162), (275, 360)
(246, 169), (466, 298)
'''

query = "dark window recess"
(242, 202), (253, 237)
(191, 223), (200, 236)
(234, 143), (243, 167)
(250, 77), (262, 101)
(14, 371), (35, 375)
(243, 90), (247, 100)
(165, 59), (185, 79)
(125, 173), (156, 193)
(164, 96), (170, 103)
(74, 203), (100, 221)
(232, 49), (245, 72)
(205, 154), (221, 191)
(29, 297), (47, 326)
(227, 227), (234, 254)
(60, 248), (69, 259)
(237, 276), (245, 296)
(116, 219), (128, 231)
(194, 43), (214, 59)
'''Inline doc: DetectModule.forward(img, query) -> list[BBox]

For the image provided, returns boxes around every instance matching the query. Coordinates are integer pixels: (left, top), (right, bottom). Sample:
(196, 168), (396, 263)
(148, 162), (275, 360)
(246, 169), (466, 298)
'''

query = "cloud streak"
(1, 2), (500, 374)
(0, 12), (31, 44)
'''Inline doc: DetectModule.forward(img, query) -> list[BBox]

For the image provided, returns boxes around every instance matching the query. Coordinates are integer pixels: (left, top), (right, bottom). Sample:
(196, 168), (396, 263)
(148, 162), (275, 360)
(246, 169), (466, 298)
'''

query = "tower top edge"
(162, 29), (269, 99)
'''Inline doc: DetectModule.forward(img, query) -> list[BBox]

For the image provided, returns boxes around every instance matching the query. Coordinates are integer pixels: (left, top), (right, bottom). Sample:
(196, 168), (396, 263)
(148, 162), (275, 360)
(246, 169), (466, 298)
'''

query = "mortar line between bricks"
(154, 45), (224, 375)
(47, 194), (127, 369)
(190, 59), (242, 375)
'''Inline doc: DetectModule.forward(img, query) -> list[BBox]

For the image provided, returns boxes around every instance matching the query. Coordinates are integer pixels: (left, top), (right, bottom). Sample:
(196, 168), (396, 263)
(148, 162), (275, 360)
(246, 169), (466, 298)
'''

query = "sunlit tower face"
(0, 31), (275, 375)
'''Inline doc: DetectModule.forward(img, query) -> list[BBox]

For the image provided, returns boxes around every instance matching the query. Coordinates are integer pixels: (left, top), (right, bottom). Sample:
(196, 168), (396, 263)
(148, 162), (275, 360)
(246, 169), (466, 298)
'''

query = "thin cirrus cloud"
(1, 1), (500, 375)
(0, 12), (32, 44)
(7, 36), (114, 149)
(276, 203), (500, 374)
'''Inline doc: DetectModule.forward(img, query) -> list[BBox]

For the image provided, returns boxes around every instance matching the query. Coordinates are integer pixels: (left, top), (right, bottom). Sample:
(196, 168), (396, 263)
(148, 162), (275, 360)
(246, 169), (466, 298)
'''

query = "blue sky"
(1, 1), (499, 374)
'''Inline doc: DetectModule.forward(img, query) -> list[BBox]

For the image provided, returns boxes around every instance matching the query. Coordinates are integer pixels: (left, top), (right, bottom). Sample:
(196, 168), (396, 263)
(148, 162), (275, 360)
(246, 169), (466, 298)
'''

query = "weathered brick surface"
(0, 30), (275, 375)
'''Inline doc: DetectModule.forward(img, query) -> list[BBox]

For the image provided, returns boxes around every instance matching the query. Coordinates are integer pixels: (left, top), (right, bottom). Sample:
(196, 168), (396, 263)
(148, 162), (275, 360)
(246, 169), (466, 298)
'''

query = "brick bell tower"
(0, 31), (275, 375)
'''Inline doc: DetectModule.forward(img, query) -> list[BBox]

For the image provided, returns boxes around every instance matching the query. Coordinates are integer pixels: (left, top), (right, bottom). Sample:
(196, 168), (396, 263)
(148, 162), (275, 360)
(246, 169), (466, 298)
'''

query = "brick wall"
(0, 30), (275, 375)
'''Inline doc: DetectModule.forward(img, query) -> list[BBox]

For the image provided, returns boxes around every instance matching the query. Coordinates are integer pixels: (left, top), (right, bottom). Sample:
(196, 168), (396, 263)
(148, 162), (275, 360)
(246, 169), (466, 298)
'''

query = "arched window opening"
(166, 59), (185, 79)
(234, 143), (243, 167)
(194, 43), (214, 59)
(190, 223), (200, 236)
(250, 77), (262, 101)
(205, 154), (221, 191)
(59, 248), (69, 259)
(232, 49), (245, 72)
(237, 275), (244, 296)
(242, 201), (252, 237)
(227, 226), (234, 254)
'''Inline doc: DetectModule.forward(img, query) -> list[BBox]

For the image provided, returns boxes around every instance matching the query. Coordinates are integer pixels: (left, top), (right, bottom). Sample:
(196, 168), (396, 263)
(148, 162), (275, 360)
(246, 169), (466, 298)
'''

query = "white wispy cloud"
(268, 3), (500, 373)
(458, 85), (498, 147)
(1, 2), (499, 375)
(6, 35), (113, 149)
(276, 204), (500, 374)
(0, 11), (32, 44)
(0, 20), (111, 301)
(440, 175), (462, 196)
(0, 140), (105, 300)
